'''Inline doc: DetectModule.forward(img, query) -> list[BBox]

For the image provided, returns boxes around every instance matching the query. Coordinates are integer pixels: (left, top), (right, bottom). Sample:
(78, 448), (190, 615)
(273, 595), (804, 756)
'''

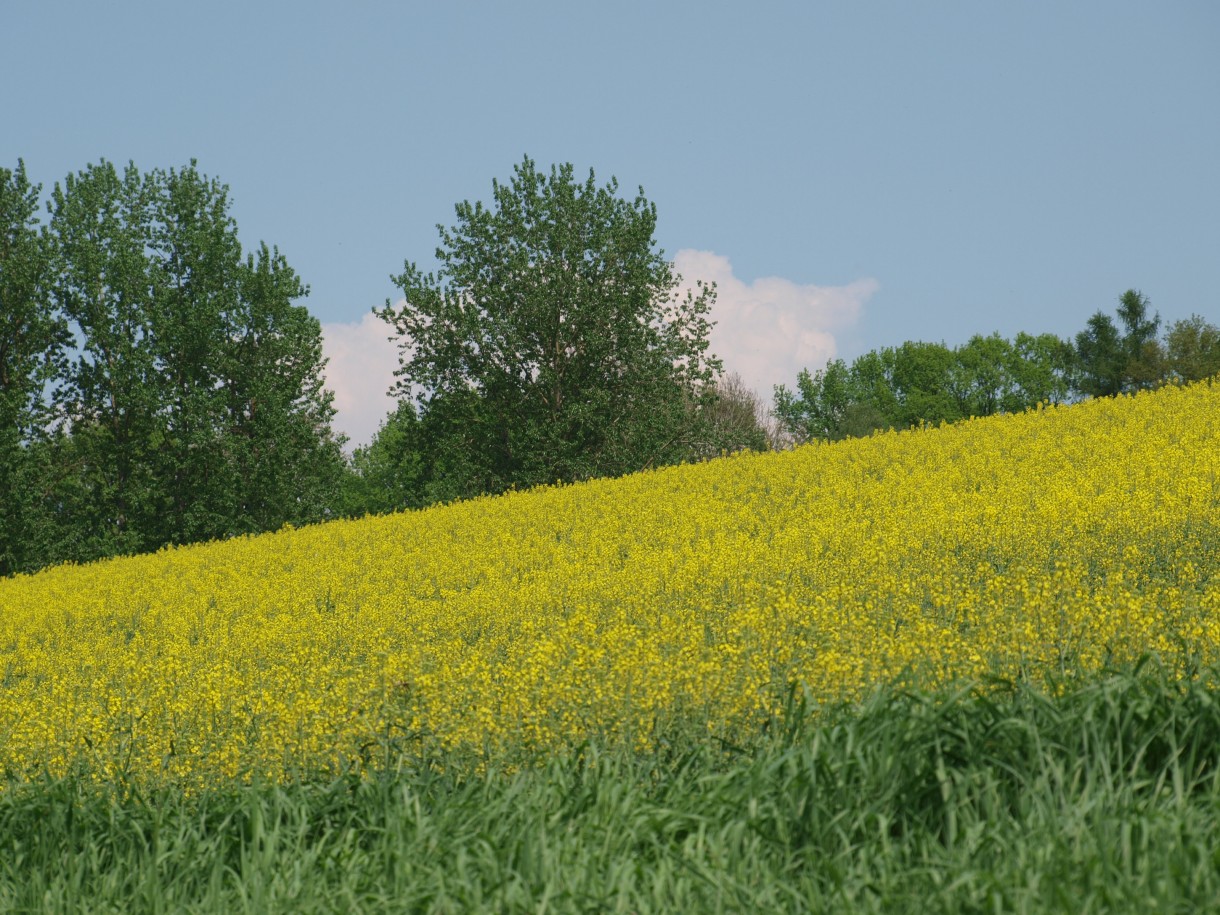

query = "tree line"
(3, 156), (1217, 576)
(773, 292), (1219, 445)
(1, 157), (760, 576)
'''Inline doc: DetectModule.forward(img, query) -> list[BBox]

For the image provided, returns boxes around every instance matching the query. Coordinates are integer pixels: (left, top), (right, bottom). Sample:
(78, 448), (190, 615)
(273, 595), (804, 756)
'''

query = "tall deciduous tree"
(0, 161), (68, 575)
(1076, 290), (1164, 397)
(48, 161), (161, 559)
(947, 333), (1014, 418)
(376, 157), (721, 499)
(1075, 311), (1126, 399)
(144, 161), (246, 543)
(1115, 289), (1164, 390)
(143, 163), (345, 541)
(12, 158), (344, 572)
(223, 240), (346, 532)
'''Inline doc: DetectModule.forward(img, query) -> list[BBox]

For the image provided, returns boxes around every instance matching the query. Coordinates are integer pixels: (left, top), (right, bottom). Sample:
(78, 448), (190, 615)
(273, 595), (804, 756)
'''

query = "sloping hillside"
(2, 381), (1218, 785)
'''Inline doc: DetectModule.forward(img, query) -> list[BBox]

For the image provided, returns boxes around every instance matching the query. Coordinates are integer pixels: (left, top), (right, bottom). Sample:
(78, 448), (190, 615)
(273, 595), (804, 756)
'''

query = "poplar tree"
(4, 158), (345, 572)
(0, 161), (67, 575)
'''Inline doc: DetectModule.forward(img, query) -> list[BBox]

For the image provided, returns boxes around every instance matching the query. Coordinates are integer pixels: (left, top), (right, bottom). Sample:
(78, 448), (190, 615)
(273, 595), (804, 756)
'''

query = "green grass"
(5, 661), (1220, 913)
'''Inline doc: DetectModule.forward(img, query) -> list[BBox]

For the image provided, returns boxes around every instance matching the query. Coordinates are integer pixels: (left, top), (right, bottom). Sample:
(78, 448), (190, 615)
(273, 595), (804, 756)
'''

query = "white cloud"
(672, 250), (877, 399)
(321, 310), (402, 450)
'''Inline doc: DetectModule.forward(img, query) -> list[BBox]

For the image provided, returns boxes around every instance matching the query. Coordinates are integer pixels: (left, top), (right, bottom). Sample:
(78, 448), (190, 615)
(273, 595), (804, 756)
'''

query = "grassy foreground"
(4, 662), (1220, 914)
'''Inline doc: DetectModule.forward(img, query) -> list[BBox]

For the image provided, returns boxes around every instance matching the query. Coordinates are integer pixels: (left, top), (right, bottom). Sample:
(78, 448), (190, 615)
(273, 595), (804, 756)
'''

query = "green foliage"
(775, 286), (1218, 446)
(5, 664), (1220, 912)
(775, 287), (1208, 446)
(1075, 311), (1126, 398)
(1165, 314), (1220, 383)
(1009, 330), (1078, 406)
(376, 157), (722, 502)
(774, 331), (1077, 444)
(1116, 288), (1164, 388)
(221, 240), (346, 533)
(339, 400), (426, 516)
(50, 161), (182, 557)
(1, 159), (345, 575)
(774, 358), (853, 443)
(1076, 289), (1168, 397)
(0, 161), (68, 576)
(890, 340), (961, 427)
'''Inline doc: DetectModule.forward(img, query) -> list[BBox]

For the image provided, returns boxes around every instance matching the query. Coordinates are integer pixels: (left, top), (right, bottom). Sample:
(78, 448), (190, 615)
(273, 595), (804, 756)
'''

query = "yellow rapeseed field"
(2, 381), (1218, 786)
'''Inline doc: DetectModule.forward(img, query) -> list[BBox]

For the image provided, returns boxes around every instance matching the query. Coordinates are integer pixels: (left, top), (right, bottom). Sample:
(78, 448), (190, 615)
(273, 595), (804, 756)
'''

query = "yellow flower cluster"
(2, 381), (1218, 785)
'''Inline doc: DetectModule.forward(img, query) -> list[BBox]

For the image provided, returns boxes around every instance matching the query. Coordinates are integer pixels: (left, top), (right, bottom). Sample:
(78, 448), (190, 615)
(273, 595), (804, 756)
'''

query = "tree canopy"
(7, 156), (1217, 573)
(775, 290), (1217, 447)
(374, 157), (723, 502)
(774, 332), (1078, 445)
(0, 159), (345, 575)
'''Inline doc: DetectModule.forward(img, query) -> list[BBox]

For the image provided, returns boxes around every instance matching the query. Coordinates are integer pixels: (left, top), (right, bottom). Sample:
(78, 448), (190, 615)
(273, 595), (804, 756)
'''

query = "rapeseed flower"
(1, 380), (1217, 786)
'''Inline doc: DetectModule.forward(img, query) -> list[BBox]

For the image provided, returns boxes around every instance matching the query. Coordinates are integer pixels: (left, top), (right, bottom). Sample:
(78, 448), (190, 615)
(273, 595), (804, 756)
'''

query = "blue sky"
(6, 1), (1218, 445)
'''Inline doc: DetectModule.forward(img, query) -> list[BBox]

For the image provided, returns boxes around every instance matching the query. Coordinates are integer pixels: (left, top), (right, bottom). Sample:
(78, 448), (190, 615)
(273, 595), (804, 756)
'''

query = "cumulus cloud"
(321, 310), (402, 450)
(673, 249), (878, 398)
